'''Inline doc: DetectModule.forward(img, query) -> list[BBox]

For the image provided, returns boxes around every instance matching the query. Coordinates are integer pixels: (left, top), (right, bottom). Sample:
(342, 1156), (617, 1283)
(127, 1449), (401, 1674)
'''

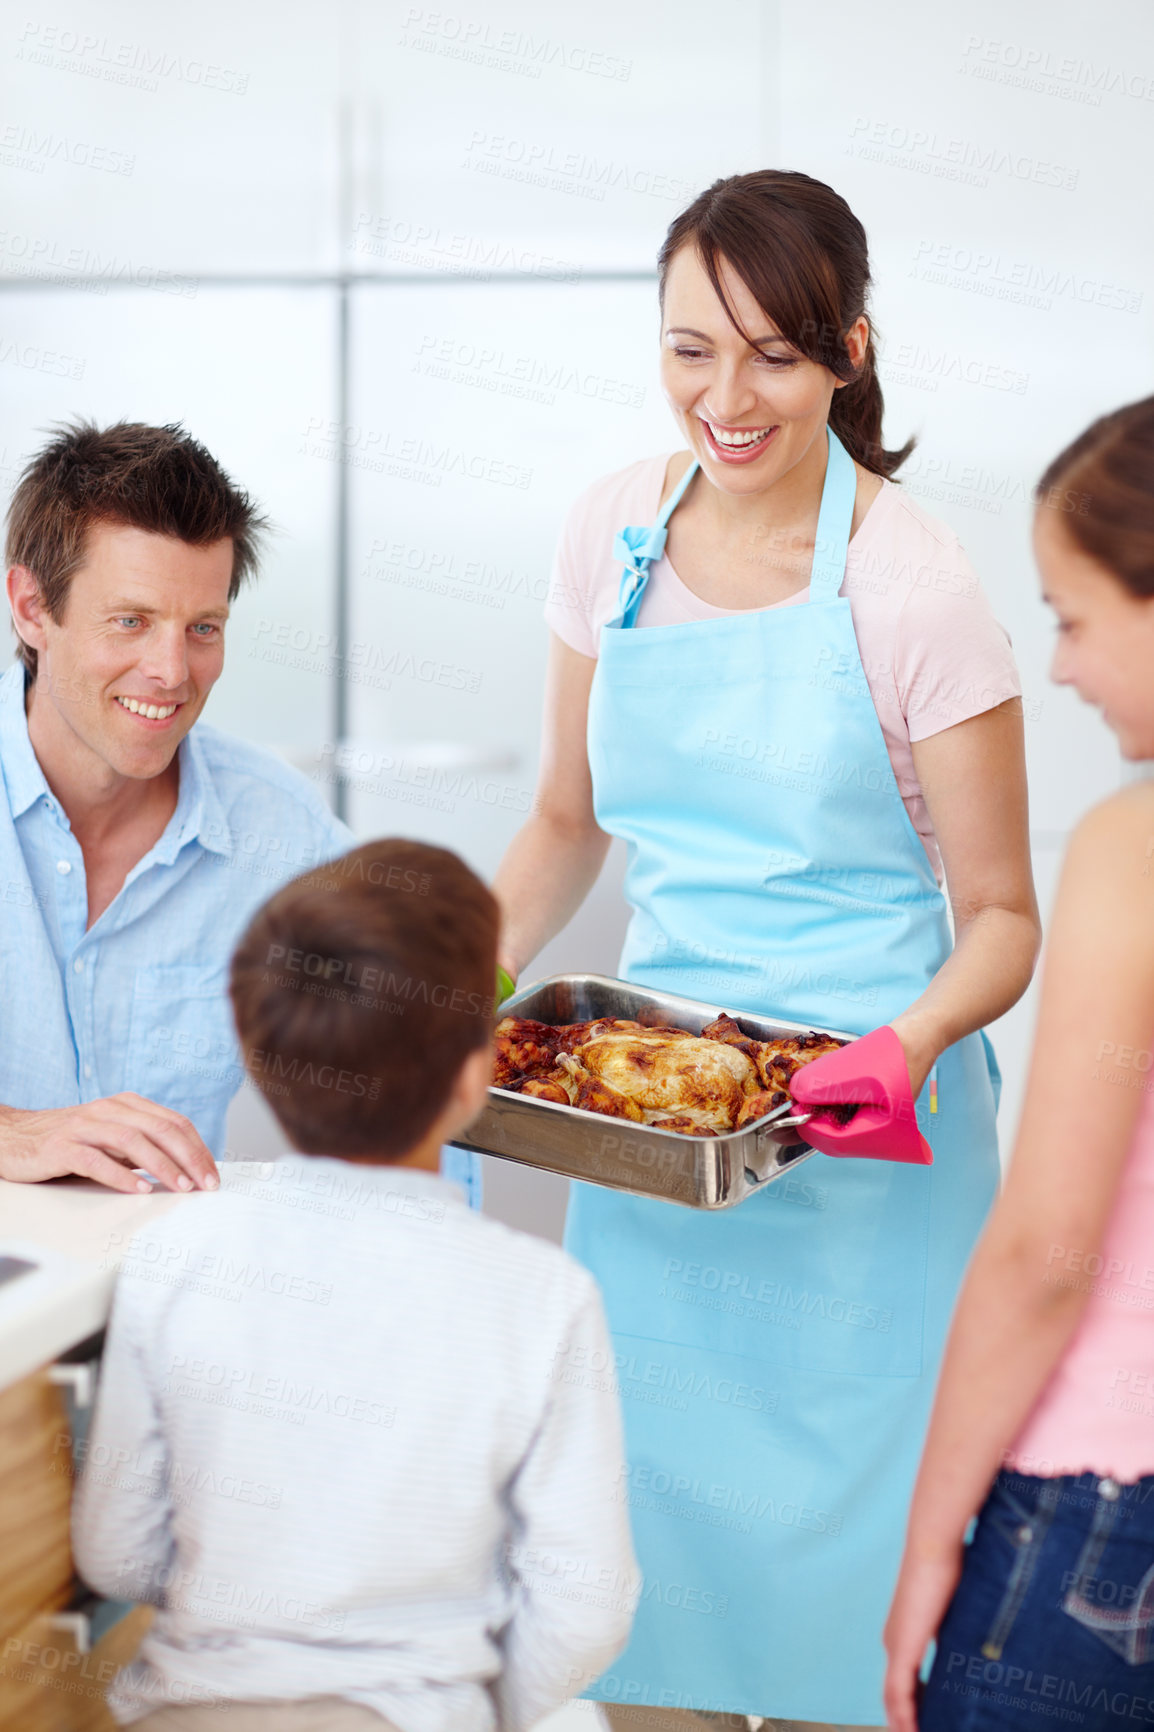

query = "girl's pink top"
(544, 454), (1021, 882)
(1007, 1081), (1154, 1482)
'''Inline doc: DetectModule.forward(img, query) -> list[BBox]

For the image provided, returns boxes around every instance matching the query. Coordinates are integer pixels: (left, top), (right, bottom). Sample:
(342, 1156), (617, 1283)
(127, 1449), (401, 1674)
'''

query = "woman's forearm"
(892, 904), (1041, 1090)
(903, 1231), (1091, 1561)
(899, 703), (1040, 1087)
(493, 810), (612, 981)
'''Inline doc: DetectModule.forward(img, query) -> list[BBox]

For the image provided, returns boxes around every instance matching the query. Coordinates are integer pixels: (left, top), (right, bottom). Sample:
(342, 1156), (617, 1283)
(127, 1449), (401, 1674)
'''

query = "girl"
(885, 396), (1154, 1731)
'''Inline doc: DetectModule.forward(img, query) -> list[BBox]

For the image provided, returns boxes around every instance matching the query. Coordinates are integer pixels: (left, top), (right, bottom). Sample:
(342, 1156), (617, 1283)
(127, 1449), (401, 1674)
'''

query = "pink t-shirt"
(545, 454), (1022, 883)
(1006, 1081), (1154, 1482)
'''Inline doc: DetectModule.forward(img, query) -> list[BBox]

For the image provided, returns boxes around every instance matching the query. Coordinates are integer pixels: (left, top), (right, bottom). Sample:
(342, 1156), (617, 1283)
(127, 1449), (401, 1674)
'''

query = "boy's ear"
(457, 1044), (493, 1119)
(445, 1044), (492, 1130)
(437, 1043), (492, 1146)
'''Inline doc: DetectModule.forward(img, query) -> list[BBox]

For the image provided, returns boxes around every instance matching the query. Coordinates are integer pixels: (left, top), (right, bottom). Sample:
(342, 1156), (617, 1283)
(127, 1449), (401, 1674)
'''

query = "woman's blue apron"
(565, 429), (1000, 1723)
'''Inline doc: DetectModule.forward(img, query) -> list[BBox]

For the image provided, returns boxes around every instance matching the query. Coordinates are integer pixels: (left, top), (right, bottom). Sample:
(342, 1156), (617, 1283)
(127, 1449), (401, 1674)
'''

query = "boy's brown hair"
(230, 839), (499, 1159)
(5, 419), (267, 678)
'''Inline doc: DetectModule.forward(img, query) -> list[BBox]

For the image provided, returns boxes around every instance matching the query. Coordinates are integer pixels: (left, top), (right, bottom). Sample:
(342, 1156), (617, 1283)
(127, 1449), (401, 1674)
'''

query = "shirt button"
(73, 958), (84, 974)
(56, 860), (71, 876)
(1015, 1524), (1033, 1545)
(1098, 1477), (1120, 1501)
(83, 1064), (92, 1079)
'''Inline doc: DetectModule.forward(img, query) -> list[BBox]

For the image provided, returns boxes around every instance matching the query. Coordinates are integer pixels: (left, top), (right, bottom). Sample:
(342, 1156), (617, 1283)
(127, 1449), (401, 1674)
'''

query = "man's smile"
(114, 695), (182, 722)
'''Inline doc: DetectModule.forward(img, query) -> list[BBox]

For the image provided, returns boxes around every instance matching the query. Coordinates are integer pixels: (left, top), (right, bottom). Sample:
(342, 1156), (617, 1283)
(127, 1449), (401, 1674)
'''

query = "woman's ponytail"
(828, 327), (914, 480)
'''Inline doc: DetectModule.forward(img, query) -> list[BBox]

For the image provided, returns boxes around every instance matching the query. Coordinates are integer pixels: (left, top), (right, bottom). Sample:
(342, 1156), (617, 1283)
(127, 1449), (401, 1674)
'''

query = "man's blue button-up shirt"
(0, 663), (352, 1158)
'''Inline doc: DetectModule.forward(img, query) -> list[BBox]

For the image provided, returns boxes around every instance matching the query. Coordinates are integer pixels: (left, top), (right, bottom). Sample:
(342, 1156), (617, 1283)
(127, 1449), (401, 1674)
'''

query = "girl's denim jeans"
(921, 1468), (1154, 1729)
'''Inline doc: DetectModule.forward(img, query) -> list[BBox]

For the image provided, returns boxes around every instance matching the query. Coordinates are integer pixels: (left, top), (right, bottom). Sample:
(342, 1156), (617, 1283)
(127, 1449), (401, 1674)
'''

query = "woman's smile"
(699, 419), (780, 463)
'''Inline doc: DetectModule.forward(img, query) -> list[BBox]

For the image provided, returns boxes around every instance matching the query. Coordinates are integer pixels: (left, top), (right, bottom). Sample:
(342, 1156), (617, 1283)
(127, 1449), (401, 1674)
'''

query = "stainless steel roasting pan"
(450, 973), (854, 1209)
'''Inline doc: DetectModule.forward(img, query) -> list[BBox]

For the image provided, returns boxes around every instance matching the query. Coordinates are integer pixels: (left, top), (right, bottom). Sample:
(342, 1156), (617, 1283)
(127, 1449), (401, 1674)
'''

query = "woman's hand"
(883, 1543), (964, 1732)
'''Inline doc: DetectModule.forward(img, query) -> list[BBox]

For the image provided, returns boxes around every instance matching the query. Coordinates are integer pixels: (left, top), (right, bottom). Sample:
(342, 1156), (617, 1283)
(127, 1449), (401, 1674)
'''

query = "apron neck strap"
(611, 458), (699, 629)
(809, 426), (856, 602)
(658, 456), (699, 528)
(610, 428), (855, 628)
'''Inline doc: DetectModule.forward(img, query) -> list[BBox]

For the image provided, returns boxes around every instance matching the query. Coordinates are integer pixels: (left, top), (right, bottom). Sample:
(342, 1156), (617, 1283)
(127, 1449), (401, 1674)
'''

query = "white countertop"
(0, 1171), (264, 1392)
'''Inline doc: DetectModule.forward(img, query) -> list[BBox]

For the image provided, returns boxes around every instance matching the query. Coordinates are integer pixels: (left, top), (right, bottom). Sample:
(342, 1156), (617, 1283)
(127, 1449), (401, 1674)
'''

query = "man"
(0, 420), (351, 1191)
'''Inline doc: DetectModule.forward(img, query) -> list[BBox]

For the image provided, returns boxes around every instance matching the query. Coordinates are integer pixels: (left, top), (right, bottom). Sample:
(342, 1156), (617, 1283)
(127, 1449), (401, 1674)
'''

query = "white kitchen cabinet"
(0, 0), (342, 277)
(341, 276), (676, 872)
(344, 0), (773, 277)
(0, 286), (340, 757)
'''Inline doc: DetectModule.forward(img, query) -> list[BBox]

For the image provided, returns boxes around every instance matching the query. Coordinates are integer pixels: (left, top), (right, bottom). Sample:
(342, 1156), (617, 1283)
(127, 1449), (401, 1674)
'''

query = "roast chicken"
(494, 1012), (846, 1137)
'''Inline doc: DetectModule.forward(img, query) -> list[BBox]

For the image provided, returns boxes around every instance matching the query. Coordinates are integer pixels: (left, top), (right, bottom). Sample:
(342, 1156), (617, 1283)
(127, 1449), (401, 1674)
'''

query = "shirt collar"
(0, 661), (232, 858)
(220, 1154), (468, 1215)
(0, 662), (54, 818)
(154, 724), (233, 864)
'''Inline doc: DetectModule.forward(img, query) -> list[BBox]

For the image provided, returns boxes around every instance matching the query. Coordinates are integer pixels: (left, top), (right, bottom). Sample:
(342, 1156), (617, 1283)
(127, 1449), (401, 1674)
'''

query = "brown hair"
(1036, 396), (1154, 598)
(5, 420), (268, 678)
(230, 839), (499, 1159)
(657, 170), (913, 479)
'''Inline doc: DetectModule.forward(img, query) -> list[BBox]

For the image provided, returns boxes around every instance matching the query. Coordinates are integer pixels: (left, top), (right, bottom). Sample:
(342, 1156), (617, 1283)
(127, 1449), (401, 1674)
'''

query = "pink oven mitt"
(787, 1025), (933, 1165)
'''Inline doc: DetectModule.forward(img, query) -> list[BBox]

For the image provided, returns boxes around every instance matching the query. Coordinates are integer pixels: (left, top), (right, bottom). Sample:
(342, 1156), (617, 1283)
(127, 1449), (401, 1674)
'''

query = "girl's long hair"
(1037, 397), (1154, 596)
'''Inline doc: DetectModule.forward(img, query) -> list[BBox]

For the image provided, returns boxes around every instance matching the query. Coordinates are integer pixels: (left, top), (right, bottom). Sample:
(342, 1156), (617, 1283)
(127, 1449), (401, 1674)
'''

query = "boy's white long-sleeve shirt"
(72, 1157), (639, 1731)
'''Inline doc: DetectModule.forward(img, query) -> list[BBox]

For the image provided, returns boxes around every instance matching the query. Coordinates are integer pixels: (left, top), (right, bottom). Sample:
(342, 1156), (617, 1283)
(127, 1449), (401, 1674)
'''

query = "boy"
(73, 838), (639, 1731)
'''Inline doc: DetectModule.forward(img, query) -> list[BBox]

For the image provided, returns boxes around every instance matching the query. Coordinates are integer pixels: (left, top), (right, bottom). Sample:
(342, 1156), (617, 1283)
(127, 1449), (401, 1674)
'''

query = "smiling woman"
(493, 169), (1041, 1728)
(657, 168), (913, 483)
(653, 246), (886, 611)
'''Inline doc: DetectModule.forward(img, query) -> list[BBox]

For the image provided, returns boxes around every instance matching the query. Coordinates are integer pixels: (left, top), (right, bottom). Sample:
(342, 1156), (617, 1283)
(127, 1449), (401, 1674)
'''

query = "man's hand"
(0, 1095), (220, 1193)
